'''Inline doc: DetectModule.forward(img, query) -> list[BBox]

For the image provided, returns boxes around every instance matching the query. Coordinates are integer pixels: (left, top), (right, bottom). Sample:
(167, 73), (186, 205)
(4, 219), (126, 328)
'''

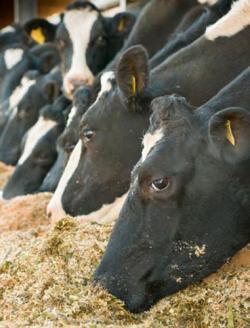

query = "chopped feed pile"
(0, 162), (14, 189)
(0, 193), (51, 233)
(0, 217), (249, 327)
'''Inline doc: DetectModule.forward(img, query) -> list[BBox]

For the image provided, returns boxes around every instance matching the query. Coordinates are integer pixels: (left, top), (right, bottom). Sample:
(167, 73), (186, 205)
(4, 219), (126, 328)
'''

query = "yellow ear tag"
(132, 75), (137, 95)
(225, 120), (235, 146)
(118, 19), (125, 32)
(31, 27), (45, 44)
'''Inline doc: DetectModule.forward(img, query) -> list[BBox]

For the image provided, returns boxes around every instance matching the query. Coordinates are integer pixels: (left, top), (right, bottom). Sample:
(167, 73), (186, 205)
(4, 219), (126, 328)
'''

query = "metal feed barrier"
(14, 0), (127, 23)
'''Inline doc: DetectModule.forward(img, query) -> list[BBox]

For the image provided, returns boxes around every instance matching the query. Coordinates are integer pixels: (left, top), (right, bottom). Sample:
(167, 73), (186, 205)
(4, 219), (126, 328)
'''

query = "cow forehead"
(4, 48), (24, 69)
(0, 25), (15, 34)
(64, 9), (99, 42)
(83, 71), (115, 118)
(18, 116), (57, 165)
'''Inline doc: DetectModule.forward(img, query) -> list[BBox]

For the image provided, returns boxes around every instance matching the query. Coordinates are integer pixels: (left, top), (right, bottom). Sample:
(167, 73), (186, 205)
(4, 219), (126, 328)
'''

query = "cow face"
(86, 12), (135, 75)
(95, 95), (250, 313)
(40, 86), (91, 192)
(0, 74), (60, 165)
(47, 46), (151, 223)
(56, 1), (100, 98)
(2, 96), (70, 199)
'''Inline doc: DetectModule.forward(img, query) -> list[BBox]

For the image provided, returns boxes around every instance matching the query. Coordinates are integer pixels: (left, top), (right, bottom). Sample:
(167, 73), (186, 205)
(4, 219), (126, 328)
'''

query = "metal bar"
(14, 0), (37, 24)
(120, 0), (127, 11)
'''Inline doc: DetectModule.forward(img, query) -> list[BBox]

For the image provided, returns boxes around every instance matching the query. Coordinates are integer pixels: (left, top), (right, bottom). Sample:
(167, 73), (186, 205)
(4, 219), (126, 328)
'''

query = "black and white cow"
(2, 95), (71, 199)
(0, 68), (62, 165)
(94, 67), (250, 313)
(56, 0), (135, 98)
(39, 86), (91, 192)
(0, 42), (60, 103)
(47, 0), (250, 222)
(103, 0), (197, 73)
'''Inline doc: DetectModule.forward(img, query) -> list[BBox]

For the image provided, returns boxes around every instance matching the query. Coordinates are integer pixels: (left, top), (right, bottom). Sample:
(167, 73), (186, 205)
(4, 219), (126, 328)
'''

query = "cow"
(2, 95), (71, 199)
(102, 0), (197, 75)
(0, 17), (62, 100)
(149, 0), (232, 68)
(0, 67), (62, 165)
(46, 0), (250, 222)
(39, 86), (91, 192)
(0, 42), (60, 103)
(56, 0), (136, 99)
(94, 67), (250, 313)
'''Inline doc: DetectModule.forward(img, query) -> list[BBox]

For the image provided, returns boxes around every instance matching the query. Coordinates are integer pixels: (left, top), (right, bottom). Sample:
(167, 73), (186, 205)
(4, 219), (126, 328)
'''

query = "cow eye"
(151, 177), (170, 191)
(83, 128), (95, 143)
(96, 36), (105, 44)
(64, 142), (75, 154)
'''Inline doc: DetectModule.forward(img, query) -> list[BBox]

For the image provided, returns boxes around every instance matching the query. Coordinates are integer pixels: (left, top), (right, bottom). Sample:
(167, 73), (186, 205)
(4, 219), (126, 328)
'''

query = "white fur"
(205, 0), (250, 41)
(4, 48), (24, 69)
(18, 117), (57, 165)
(47, 14), (61, 25)
(0, 26), (15, 34)
(66, 106), (77, 127)
(77, 192), (128, 223)
(84, 71), (114, 115)
(47, 139), (83, 222)
(141, 128), (164, 162)
(9, 79), (35, 110)
(197, 0), (219, 5)
(63, 9), (99, 95)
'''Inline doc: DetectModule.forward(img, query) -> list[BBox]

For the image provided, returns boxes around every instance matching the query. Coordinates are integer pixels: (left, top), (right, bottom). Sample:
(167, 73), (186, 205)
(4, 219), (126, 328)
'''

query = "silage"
(0, 161), (249, 327)
(0, 217), (249, 327)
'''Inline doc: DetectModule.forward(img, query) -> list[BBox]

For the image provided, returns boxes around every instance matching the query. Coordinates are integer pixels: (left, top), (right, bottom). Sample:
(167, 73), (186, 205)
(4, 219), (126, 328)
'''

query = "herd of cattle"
(0, 0), (249, 314)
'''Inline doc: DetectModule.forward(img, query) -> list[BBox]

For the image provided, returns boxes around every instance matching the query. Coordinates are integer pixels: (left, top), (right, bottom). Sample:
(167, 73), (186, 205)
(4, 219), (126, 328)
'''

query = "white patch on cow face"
(0, 25), (15, 34)
(63, 9), (99, 95)
(76, 192), (128, 224)
(18, 117), (57, 165)
(197, 0), (219, 5)
(66, 106), (77, 127)
(4, 48), (24, 69)
(47, 14), (61, 25)
(9, 79), (35, 111)
(205, 0), (250, 41)
(47, 139), (83, 222)
(141, 128), (164, 162)
(84, 71), (114, 115)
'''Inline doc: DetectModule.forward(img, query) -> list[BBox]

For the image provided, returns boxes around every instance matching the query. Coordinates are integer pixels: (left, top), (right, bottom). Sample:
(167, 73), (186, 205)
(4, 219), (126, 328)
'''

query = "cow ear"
(24, 18), (57, 43)
(43, 80), (60, 102)
(112, 12), (135, 35)
(208, 107), (250, 164)
(116, 45), (149, 100)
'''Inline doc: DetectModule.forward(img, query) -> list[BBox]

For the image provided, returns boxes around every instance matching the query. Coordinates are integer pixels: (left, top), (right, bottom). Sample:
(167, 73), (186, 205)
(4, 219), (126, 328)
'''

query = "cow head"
(95, 94), (250, 312)
(0, 71), (61, 165)
(2, 95), (70, 199)
(86, 12), (135, 75)
(56, 1), (100, 98)
(39, 85), (91, 192)
(46, 45), (152, 222)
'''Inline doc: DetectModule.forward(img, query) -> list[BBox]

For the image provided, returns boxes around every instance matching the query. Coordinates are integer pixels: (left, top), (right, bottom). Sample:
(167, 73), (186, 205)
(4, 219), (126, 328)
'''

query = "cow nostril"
(47, 211), (52, 219)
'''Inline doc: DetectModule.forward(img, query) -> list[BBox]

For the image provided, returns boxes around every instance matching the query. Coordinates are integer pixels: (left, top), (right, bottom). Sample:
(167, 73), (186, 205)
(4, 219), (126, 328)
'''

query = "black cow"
(95, 67), (250, 313)
(47, 0), (250, 222)
(40, 86), (91, 192)
(2, 95), (70, 199)
(56, 0), (135, 98)
(149, 0), (232, 68)
(0, 68), (62, 165)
